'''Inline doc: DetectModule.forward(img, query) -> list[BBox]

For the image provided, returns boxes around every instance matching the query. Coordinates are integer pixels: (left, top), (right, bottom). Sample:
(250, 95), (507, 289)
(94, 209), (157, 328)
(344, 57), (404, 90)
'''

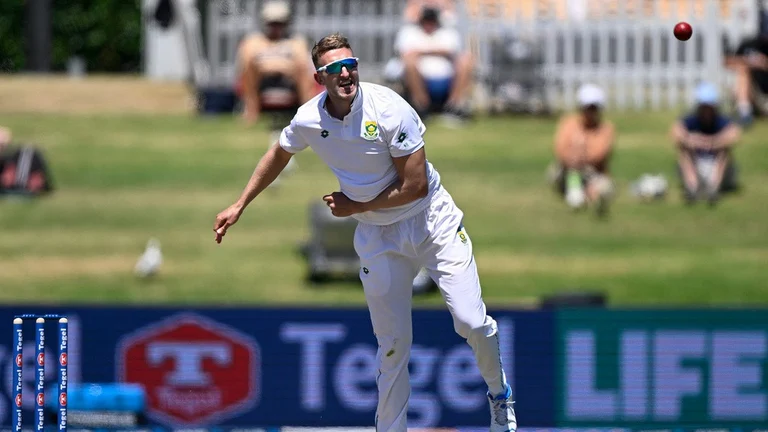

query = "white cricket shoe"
(488, 384), (517, 432)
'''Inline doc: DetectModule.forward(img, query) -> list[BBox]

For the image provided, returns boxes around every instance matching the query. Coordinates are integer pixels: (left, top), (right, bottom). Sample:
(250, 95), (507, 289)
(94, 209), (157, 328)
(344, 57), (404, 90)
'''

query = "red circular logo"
(15, 354), (22, 367)
(37, 353), (44, 366)
(59, 393), (67, 406)
(15, 394), (22, 407)
(36, 393), (44, 406)
(59, 353), (67, 366)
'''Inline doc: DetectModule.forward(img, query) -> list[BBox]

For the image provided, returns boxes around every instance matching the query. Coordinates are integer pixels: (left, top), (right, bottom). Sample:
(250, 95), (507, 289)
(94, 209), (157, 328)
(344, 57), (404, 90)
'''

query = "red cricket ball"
(674, 21), (692, 41)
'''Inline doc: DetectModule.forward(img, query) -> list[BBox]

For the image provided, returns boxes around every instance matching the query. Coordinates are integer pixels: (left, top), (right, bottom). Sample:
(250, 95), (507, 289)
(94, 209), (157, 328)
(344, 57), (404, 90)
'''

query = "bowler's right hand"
(213, 203), (244, 244)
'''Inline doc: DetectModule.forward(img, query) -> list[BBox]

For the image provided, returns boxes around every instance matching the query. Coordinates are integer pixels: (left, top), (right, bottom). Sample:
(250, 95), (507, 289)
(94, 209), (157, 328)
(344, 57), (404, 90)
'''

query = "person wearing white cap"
(235, 0), (317, 126)
(670, 81), (741, 205)
(548, 83), (616, 216)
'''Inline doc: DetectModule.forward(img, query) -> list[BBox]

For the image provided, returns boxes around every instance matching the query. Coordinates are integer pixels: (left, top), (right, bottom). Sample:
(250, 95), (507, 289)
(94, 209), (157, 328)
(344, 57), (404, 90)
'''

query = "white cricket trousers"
(353, 185), (508, 432)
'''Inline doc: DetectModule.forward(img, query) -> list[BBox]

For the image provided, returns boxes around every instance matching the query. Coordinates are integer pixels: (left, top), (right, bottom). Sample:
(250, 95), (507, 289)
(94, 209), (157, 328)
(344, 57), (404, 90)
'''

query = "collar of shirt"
(319, 85), (364, 124)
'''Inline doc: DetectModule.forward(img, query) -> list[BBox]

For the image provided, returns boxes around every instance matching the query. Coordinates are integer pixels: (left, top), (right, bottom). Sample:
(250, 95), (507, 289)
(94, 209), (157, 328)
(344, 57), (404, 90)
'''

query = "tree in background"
(52, 0), (142, 72)
(0, 1), (25, 72)
(0, 0), (142, 73)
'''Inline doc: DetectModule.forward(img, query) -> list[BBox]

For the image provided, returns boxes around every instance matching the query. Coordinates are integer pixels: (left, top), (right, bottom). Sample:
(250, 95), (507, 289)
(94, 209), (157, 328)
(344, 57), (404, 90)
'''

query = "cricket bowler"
(213, 32), (517, 432)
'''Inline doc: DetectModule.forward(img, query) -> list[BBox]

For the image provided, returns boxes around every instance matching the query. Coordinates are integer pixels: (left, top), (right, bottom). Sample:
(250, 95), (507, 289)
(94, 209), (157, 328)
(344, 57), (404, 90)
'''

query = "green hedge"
(0, 1), (25, 72)
(0, 0), (142, 73)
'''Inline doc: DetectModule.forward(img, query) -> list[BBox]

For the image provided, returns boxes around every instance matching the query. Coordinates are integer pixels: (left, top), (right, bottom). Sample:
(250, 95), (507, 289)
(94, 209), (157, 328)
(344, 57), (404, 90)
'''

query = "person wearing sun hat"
(548, 83), (616, 215)
(234, 0), (317, 125)
(670, 81), (742, 205)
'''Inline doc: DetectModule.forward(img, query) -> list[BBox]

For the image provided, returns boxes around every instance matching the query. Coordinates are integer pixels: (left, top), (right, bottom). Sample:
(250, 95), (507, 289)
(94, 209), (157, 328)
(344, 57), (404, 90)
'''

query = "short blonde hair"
(311, 33), (352, 68)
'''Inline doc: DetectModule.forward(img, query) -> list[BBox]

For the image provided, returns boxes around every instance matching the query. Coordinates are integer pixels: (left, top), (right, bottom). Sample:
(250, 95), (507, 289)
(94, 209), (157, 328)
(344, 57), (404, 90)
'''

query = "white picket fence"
(466, 0), (761, 111)
(198, 0), (761, 111)
(203, 0), (413, 86)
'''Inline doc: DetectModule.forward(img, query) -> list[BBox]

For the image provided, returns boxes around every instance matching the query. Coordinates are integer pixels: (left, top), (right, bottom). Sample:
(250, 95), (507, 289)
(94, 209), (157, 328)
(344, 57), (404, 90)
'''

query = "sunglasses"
(316, 57), (359, 74)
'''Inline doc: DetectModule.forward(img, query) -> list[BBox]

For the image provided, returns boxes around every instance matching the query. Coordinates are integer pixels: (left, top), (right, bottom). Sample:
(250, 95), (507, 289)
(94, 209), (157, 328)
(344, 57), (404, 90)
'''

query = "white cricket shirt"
(279, 82), (442, 225)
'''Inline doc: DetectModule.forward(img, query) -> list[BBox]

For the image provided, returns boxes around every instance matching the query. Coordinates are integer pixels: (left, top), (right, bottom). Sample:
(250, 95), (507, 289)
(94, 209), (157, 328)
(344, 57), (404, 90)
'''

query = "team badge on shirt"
(362, 121), (379, 140)
(457, 224), (468, 245)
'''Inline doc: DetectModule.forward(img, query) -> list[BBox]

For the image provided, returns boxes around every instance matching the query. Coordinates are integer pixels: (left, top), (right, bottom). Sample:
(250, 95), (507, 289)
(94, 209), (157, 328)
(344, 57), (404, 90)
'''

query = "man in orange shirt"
(548, 84), (615, 215)
(235, 0), (317, 126)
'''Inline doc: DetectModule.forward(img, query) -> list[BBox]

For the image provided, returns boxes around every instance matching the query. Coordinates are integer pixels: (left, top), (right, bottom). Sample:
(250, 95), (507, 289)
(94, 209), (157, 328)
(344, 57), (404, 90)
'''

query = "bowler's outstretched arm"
(236, 142), (293, 207)
(213, 142), (294, 242)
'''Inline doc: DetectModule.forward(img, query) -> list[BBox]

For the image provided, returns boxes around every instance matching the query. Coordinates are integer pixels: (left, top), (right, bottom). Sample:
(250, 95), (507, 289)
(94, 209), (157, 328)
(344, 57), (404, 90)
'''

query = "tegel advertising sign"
(275, 309), (556, 427)
(0, 307), (555, 428)
(112, 308), (555, 428)
(556, 309), (768, 428)
(0, 310), (82, 429)
(117, 313), (260, 426)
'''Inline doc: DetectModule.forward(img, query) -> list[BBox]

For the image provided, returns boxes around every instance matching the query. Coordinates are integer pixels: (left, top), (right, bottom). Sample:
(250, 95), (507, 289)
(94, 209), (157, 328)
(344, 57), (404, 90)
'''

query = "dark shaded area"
(0, 0), (142, 73)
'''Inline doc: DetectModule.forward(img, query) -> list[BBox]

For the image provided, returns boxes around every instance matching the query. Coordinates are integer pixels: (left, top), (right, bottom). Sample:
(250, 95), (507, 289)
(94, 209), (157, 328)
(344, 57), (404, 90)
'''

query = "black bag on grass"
(0, 144), (54, 196)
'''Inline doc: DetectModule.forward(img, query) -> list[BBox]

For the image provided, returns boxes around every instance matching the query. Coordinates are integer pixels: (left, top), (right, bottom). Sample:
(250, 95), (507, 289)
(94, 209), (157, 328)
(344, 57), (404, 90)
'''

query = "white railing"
(205, 0), (410, 86)
(201, 0), (760, 111)
(466, 0), (760, 111)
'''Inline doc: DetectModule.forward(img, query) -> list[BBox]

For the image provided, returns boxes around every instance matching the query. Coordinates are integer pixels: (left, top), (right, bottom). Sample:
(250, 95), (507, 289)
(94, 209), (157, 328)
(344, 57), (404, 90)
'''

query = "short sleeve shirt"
(394, 25), (461, 80)
(279, 82), (442, 225)
(681, 113), (732, 156)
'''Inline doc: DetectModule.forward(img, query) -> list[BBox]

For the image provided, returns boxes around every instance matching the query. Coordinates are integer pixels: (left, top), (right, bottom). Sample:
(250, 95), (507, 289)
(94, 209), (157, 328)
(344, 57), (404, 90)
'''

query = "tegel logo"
(280, 319), (515, 428)
(116, 313), (260, 426)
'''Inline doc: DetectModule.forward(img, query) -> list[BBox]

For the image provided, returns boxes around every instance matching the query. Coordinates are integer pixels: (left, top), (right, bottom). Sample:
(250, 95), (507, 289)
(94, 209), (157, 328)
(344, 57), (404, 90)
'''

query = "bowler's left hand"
(323, 192), (363, 217)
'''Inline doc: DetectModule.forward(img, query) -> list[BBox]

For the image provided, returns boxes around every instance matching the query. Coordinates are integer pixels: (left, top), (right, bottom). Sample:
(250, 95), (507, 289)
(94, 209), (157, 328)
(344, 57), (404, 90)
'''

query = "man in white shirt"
(212, 33), (517, 432)
(389, 7), (472, 119)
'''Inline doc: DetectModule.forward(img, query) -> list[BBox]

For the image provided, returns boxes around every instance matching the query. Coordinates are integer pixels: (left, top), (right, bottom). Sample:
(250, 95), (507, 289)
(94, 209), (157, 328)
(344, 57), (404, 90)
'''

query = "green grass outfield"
(1, 111), (766, 307)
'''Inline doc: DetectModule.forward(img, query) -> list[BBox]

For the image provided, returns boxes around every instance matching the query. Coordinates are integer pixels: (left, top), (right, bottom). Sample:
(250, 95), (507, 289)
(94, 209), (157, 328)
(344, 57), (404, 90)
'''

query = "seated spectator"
(403, 0), (457, 26)
(670, 82), (741, 206)
(548, 84), (615, 215)
(724, 13), (768, 126)
(0, 126), (54, 196)
(234, 0), (317, 125)
(387, 6), (473, 120)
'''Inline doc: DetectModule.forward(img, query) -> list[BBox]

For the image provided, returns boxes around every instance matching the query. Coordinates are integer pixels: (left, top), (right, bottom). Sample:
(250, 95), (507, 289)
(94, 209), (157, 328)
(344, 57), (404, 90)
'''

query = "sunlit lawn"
(1, 109), (766, 307)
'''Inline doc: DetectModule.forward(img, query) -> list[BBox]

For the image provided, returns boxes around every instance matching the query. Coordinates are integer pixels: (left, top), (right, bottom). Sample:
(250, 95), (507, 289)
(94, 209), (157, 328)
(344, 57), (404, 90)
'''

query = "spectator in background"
(403, 0), (457, 26)
(548, 84), (615, 216)
(670, 82), (741, 206)
(0, 126), (11, 180)
(724, 12), (768, 126)
(235, 0), (317, 125)
(0, 126), (54, 196)
(387, 6), (473, 121)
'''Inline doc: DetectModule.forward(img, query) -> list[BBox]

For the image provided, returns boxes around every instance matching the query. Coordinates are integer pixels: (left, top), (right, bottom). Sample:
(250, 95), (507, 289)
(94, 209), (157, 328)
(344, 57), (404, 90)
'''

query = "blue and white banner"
(0, 307), (556, 428)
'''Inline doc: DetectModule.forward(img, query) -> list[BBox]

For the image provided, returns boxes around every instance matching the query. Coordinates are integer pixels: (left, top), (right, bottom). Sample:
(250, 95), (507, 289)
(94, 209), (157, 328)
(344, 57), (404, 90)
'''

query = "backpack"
(0, 145), (54, 196)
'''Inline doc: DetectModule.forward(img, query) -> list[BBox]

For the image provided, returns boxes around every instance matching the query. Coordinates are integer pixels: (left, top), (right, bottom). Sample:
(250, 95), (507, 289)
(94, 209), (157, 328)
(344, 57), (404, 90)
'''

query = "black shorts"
(258, 73), (297, 94)
(258, 73), (300, 128)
